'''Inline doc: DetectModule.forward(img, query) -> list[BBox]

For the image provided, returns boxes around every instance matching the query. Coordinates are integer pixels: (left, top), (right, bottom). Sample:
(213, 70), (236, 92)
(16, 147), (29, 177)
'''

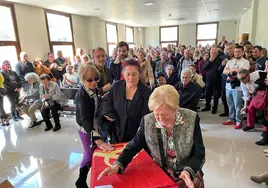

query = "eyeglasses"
(86, 77), (100, 83)
(246, 51), (252, 53)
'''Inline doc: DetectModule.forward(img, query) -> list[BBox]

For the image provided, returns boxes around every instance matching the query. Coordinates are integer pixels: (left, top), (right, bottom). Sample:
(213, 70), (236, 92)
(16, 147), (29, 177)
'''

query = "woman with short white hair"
(99, 85), (205, 188)
(165, 64), (178, 86)
(19, 72), (42, 129)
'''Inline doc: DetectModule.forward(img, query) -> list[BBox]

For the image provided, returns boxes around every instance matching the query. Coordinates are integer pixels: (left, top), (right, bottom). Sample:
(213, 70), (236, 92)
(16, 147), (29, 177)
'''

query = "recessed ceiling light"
(94, 8), (100, 11)
(243, 7), (248, 10)
(208, 9), (219, 13)
(144, 2), (155, 6)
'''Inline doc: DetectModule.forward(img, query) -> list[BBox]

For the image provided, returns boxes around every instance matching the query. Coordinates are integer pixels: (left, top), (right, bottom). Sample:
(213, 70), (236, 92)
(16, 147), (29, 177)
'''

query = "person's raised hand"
(179, 171), (194, 188)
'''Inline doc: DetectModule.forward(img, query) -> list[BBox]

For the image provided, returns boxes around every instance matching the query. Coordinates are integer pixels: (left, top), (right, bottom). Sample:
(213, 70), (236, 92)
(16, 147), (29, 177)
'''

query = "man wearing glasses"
(238, 69), (268, 146)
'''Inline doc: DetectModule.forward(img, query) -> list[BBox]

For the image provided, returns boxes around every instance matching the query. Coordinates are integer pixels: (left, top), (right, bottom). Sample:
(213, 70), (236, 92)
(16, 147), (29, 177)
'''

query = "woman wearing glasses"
(75, 63), (114, 188)
(102, 59), (151, 143)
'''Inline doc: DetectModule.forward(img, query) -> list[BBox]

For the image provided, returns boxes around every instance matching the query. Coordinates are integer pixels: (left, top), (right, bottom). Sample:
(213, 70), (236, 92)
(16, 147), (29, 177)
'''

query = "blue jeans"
(226, 89), (243, 123)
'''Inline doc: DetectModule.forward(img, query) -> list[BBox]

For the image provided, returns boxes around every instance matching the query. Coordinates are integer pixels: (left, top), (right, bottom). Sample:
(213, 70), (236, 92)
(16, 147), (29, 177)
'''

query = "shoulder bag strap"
(156, 128), (167, 170)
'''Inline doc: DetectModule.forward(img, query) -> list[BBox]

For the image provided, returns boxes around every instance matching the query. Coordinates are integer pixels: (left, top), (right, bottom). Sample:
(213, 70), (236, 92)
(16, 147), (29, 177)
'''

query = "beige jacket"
(140, 60), (154, 87)
(192, 73), (205, 88)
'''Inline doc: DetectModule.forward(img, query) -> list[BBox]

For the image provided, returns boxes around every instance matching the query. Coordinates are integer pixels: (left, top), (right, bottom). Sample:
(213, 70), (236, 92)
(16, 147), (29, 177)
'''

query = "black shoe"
(27, 121), (38, 129)
(219, 112), (229, 117)
(242, 126), (255, 132)
(53, 125), (61, 132)
(17, 116), (24, 120)
(201, 107), (210, 112)
(75, 166), (89, 188)
(44, 120), (53, 131)
(256, 132), (268, 146)
(1, 123), (6, 126)
(211, 108), (217, 114)
(12, 116), (18, 122)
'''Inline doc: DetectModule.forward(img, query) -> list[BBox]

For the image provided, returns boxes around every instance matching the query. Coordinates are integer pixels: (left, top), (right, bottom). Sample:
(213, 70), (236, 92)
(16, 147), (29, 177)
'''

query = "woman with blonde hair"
(32, 58), (56, 82)
(138, 50), (154, 88)
(98, 85), (205, 188)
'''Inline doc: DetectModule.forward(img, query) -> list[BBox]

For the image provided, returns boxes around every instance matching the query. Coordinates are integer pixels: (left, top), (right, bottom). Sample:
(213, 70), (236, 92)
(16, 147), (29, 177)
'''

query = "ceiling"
(5, 0), (252, 27)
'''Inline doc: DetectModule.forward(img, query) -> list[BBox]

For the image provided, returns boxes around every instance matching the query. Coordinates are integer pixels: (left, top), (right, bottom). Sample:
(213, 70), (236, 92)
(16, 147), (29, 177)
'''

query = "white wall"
(144, 21), (237, 47)
(179, 24), (196, 46)
(14, 4), (50, 60)
(217, 21), (237, 43)
(254, 0), (268, 48)
(145, 27), (159, 47)
(238, 0), (268, 47)
(72, 15), (89, 53)
(12, 3), (143, 61)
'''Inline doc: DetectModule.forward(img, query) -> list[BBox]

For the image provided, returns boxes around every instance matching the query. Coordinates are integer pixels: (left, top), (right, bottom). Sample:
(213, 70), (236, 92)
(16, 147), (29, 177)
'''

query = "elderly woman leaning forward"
(98, 85), (205, 188)
(19, 72), (42, 129)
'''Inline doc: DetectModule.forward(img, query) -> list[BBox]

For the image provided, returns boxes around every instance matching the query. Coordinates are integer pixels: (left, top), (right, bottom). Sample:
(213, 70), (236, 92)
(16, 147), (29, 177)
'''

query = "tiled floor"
(0, 104), (268, 188)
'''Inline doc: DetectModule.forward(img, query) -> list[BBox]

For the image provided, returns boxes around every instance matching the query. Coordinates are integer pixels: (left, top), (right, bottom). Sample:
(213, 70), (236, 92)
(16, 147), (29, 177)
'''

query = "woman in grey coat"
(19, 73), (42, 129)
(39, 74), (68, 132)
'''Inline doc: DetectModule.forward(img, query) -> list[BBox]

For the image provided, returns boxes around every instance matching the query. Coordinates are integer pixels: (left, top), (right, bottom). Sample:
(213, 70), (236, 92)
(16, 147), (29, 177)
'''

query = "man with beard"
(223, 45), (250, 129)
(110, 41), (133, 82)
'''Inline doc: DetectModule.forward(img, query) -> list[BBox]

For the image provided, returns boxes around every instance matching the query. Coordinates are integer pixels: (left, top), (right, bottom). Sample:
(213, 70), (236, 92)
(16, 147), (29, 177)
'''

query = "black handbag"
(40, 86), (55, 111)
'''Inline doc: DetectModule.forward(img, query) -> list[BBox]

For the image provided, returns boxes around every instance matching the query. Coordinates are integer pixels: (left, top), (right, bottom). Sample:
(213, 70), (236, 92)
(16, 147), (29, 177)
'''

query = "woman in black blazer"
(103, 59), (151, 143)
(75, 63), (113, 188)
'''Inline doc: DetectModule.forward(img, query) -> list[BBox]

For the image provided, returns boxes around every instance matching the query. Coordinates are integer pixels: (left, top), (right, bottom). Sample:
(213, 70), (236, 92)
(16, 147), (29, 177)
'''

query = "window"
(196, 22), (218, 46)
(160, 26), (178, 47)
(106, 22), (118, 56)
(0, 3), (21, 69)
(45, 10), (75, 58)
(126, 26), (135, 48)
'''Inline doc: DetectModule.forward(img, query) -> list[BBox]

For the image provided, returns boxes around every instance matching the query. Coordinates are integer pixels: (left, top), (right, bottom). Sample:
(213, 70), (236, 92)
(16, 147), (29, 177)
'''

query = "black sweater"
(175, 82), (201, 112)
(15, 61), (34, 83)
(102, 80), (151, 142)
(1, 70), (22, 93)
(203, 57), (222, 84)
(75, 86), (101, 140)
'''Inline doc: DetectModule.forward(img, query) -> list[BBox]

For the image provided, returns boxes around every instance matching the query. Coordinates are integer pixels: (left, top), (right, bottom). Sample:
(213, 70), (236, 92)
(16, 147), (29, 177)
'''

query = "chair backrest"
(60, 88), (78, 100)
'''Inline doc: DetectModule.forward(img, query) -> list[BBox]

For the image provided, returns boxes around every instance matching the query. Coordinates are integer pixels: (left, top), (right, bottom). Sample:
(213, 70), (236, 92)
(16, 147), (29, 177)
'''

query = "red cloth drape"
(90, 143), (177, 188)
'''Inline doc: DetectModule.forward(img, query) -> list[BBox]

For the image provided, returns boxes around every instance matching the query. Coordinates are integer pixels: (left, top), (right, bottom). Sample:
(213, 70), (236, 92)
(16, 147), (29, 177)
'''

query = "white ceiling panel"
(4, 0), (252, 26)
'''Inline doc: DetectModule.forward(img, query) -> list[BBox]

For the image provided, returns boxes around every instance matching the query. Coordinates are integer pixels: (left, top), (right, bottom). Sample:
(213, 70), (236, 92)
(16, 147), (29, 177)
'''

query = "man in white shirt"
(223, 45), (250, 129)
(238, 69), (268, 145)
(62, 65), (79, 88)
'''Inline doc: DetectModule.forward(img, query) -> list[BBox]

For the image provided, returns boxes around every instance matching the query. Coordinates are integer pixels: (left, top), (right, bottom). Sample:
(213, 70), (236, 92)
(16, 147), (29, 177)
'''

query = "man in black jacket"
(15, 52), (34, 96)
(202, 47), (222, 114)
(175, 68), (201, 111)
(218, 42), (234, 117)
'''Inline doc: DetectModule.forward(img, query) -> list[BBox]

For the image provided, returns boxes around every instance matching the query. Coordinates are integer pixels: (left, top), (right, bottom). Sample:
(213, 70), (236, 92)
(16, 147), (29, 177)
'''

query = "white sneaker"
(264, 149), (268, 153)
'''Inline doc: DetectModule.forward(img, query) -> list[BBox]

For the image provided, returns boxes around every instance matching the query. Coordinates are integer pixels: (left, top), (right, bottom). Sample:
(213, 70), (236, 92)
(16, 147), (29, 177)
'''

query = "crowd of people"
(1, 37), (268, 187)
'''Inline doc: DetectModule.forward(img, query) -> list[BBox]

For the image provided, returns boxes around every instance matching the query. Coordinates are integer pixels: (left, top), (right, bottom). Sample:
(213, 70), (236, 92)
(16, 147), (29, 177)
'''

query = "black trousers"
(221, 79), (229, 114)
(0, 96), (7, 119)
(6, 91), (19, 116)
(205, 81), (221, 109)
(41, 102), (61, 122)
